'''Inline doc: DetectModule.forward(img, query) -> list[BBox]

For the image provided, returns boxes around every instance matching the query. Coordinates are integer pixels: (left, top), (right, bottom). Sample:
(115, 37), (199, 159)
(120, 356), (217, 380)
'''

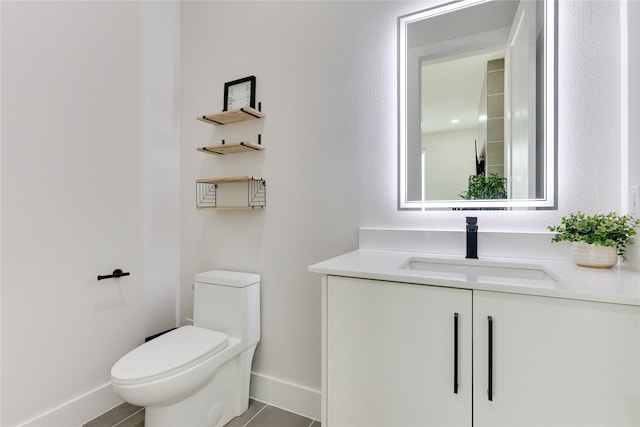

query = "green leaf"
(548, 212), (640, 262)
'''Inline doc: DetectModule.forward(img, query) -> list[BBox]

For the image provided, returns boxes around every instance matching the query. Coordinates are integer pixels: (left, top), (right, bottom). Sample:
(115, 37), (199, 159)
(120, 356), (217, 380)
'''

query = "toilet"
(111, 270), (260, 427)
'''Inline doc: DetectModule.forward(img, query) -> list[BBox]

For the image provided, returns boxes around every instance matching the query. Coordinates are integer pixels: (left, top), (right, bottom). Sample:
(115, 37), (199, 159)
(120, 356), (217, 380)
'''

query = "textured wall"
(1, 2), (180, 424)
(180, 0), (635, 400)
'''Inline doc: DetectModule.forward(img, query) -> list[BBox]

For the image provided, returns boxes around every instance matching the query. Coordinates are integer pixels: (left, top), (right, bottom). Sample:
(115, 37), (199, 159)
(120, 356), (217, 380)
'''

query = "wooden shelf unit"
(195, 103), (266, 210)
(197, 107), (265, 126)
(196, 176), (266, 210)
(197, 141), (264, 156)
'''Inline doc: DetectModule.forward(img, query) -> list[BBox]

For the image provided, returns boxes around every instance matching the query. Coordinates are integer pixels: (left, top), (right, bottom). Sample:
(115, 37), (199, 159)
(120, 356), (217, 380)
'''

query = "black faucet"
(466, 216), (478, 259)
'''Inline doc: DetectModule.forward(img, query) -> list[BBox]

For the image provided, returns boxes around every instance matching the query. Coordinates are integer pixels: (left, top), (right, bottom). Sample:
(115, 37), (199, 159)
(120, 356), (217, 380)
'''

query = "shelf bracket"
(199, 115), (224, 125)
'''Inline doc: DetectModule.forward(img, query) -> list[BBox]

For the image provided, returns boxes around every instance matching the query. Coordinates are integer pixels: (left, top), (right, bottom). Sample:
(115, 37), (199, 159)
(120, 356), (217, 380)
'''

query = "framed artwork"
(223, 76), (256, 111)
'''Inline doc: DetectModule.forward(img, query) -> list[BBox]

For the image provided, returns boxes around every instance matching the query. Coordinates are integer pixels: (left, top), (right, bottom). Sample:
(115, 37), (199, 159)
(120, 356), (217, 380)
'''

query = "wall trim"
(249, 372), (321, 421)
(20, 383), (121, 427)
(18, 374), (320, 426)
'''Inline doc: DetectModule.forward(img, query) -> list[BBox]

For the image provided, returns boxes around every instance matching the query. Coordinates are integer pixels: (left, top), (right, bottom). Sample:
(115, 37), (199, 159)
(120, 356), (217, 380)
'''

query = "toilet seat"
(111, 325), (228, 386)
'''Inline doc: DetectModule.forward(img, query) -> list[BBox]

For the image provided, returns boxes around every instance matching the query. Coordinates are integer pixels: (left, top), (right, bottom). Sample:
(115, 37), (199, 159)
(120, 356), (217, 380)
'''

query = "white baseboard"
(20, 382), (121, 427)
(17, 374), (320, 426)
(249, 372), (321, 421)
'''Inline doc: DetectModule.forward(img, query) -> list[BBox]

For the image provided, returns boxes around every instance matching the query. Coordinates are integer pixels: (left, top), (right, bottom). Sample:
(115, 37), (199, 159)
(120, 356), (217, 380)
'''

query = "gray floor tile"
(83, 398), (318, 427)
(224, 399), (267, 427)
(115, 409), (144, 427)
(83, 402), (142, 427)
(246, 405), (313, 427)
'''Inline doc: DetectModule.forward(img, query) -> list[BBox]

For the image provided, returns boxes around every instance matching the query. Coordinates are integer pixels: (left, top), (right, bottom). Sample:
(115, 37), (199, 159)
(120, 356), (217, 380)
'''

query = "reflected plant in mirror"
(398, 0), (557, 210)
(460, 173), (508, 201)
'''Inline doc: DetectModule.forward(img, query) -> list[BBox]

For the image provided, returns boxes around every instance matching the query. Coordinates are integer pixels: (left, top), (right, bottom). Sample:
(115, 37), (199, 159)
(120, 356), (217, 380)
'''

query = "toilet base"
(144, 344), (256, 427)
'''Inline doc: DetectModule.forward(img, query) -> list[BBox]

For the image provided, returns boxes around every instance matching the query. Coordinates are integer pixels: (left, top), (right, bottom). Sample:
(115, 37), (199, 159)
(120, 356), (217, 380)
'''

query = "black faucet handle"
(466, 217), (478, 259)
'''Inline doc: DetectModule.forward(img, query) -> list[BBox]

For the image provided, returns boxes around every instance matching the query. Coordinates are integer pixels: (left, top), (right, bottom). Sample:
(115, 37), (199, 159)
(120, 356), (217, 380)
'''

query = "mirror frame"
(398, 0), (557, 210)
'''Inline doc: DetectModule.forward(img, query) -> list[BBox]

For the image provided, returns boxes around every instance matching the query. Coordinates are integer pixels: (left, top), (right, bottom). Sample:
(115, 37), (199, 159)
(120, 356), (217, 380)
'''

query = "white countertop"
(309, 249), (640, 306)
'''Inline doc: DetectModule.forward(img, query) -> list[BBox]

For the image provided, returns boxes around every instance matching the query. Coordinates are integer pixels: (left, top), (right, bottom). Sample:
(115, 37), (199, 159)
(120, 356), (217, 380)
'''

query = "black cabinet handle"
(454, 313), (459, 394)
(488, 315), (493, 401)
(97, 269), (130, 281)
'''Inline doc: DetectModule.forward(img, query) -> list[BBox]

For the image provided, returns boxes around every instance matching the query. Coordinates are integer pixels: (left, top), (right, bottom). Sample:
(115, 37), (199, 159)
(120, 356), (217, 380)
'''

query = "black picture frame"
(223, 75), (256, 111)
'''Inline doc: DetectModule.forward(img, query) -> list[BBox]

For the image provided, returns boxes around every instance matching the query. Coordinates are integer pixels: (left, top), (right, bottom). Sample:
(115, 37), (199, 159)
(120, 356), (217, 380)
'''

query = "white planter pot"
(571, 241), (619, 268)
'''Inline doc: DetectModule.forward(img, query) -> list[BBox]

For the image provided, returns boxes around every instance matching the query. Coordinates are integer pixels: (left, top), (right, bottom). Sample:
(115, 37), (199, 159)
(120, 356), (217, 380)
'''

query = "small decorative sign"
(223, 76), (256, 111)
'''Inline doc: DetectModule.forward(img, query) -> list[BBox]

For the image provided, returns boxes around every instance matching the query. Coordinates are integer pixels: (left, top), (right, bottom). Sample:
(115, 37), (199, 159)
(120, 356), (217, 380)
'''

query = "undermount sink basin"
(402, 257), (558, 283)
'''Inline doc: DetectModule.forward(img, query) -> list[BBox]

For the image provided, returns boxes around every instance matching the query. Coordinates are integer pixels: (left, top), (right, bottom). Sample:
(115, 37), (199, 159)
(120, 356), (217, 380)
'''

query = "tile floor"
(83, 399), (320, 427)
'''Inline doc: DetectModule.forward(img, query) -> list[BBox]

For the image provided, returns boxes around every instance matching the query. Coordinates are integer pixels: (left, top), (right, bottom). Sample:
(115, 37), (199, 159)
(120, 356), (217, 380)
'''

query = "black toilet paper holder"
(97, 269), (130, 281)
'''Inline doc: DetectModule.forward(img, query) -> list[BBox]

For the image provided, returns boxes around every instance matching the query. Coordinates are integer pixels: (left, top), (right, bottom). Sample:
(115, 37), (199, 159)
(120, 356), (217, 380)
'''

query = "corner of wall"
(19, 384), (121, 427)
(249, 372), (320, 421)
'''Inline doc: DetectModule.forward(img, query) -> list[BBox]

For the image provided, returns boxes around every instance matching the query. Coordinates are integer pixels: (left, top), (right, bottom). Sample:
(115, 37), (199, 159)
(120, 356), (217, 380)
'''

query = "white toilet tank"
(193, 270), (260, 348)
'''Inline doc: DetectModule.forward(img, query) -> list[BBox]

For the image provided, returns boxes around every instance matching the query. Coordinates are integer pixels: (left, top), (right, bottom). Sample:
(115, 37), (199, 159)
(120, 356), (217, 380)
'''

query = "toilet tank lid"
(195, 270), (260, 287)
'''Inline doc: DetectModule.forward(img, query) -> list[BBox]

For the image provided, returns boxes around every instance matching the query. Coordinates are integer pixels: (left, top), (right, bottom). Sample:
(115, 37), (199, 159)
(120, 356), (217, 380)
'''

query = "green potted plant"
(459, 173), (507, 200)
(548, 211), (640, 268)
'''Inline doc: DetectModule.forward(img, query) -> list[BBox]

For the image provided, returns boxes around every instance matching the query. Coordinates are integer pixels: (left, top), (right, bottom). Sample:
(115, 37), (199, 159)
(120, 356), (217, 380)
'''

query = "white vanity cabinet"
(324, 276), (640, 427)
(326, 276), (472, 426)
(472, 290), (640, 427)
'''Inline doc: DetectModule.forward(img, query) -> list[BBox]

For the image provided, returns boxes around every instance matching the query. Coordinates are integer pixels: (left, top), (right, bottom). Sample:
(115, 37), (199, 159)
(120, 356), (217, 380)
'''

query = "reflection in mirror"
(398, 0), (556, 210)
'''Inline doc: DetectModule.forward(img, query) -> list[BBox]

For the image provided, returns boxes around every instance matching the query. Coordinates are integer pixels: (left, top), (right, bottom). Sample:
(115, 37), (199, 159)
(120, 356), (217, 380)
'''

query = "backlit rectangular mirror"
(398, 0), (556, 210)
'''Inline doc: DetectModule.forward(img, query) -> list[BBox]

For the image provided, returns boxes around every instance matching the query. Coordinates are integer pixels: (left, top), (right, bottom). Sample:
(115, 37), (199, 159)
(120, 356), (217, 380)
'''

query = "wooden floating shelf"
(197, 206), (265, 211)
(196, 176), (263, 185)
(197, 141), (264, 156)
(196, 176), (266, 210)
(197, 107), (265, 126)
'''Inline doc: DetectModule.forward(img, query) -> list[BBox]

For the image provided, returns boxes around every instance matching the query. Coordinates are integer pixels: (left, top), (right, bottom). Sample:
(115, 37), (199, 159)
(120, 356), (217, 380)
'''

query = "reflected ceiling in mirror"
(398, 0), (556, 210)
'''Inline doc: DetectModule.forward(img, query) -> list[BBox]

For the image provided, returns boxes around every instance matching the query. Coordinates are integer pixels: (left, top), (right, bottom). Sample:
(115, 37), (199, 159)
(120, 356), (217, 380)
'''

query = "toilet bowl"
(111, 270), (260, 427)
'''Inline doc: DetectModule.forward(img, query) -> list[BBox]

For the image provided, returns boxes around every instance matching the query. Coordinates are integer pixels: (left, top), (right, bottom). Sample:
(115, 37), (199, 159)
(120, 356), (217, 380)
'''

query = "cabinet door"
(473, 290), (640, 427)
(327, 276), (472, 427)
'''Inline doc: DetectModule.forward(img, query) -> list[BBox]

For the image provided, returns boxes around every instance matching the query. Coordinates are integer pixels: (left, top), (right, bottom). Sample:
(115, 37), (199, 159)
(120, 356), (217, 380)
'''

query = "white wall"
(626, 0), (640, 268)
(628, 0), (640, 190)
(180, 1), (423, 410)
(180, 0), (636, 416)
(423, 128), (477, 200)
(1, 2), (4, 423)
(1, 2), (180, 425)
